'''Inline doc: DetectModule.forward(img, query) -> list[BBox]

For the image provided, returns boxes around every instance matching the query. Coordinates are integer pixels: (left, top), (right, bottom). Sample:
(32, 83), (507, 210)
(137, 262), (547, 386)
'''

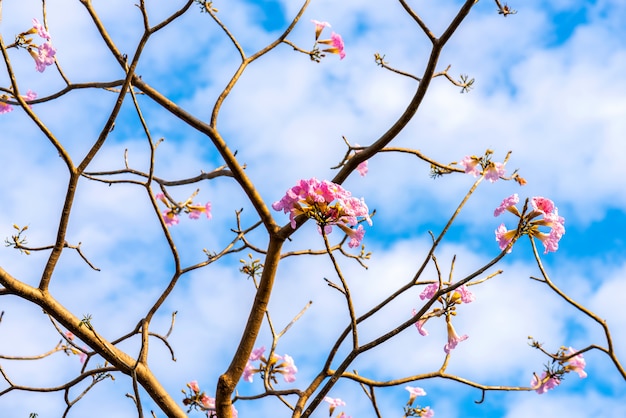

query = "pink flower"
(188, 201), (212, 219)
(357, 160), (368, 176)
(412, 309), (429, 336)
(318, 32), (346, 59)
(459, 155), (481, 177)
(421, 406), (435, 418)
(250, 346), (265, 361)
(454, 285), (475, 304)
(276, 354), (298, 383)
(494, 194), (519, 217)
(33, 41), (56, 72)
(0, 96), (13, 114)
(444, 321), (468, 354)
(311, 19), (331, 40)
(324, 397), (346, 415)
(337, 413), (351, 418)
(495, 223), (515, 253)
(565, 347), (587, 379)
(201, 394), (214, 408)
(484, 161), (505, 182)
(531, 196), (555, 215)
(242, 361), (256, 383)
(419, 283), (439, 300)
(24, 90), (37, 108)
(188, 380), (200, 393)
(531, 372), (560, 394)
(65, 331), (75, 341)
(272, 178), (370, 246)
(405, 386), (426, 405)
(32, 18), (51, 40)
(163, 210), (179, 226)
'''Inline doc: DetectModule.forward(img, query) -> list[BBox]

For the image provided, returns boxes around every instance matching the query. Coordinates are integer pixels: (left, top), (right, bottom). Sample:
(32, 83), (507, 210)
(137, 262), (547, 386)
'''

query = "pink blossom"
(412, 309), (429, 336)
(484, 161), (505, 182)
(531, 372), (560, 394)
(357, 160), (368, 176)
(277, 354), (298, 383)
(24, 90), (37, 108)
(242, 361), (256, 383)
(201, 394), (215, 409)
(405, 386), (427, 405)
(494, 194), (519, 217)
(455, 285), (475, 304)
(337, 413), (351, 418)
(0, 97), (13, 114)
(188, 201), (212, 219)
(565, 347), (587, 379)
(459, 155), (481, 177)
(495, 223), (515, 253)
(65, 331), (75, 341)
(272, 178), (370, 246)
(324, 397), (346, 417)
(444, 321), (468, 354)
(163, 210), (179, 226)
(531, 196), (555, 215)
(318, 32), (346, 59)
(419, 283), (439, 300)
(32, 18), (51, 40)
(421, 406), (435, 418)
(250, 346), (265, 361)
(33, 41), (56, 72)
(331, 32), (345, 59)
(311, 19), (331, 40)
(188, 380), (200, 393)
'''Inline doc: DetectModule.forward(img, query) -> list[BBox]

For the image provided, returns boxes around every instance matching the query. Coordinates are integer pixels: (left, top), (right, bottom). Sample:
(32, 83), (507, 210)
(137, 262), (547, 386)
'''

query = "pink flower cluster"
(311, 20), (346, 60)
(272, 178), (372, 248)
(494, 194), (565, 254)
(63, 331), (87, 363)
(531, 347), (586, 394)
(460, 155), (505, 183)
(414, 283), (474, 353)
(404, 386), (434, 417)
(242, 346), (298, 384)
(0, 90), (37, 114)
(156, 193), (211, 227)
(28, 18), (57, 72)
(182, 380), (238, 417)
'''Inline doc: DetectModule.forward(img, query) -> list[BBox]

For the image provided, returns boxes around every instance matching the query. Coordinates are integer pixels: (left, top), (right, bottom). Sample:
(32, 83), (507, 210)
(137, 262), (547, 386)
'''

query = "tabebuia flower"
(311, 19), (331, 40)
(324, 397), (346, 416)
(494, 194), (565, 254)
(403, 386), (435, 417)
(272, 178), (372, 248)
(318, 32), (346, 59)
(182, 381), (238, 417)
(155, 192), (211, 227)
(0, 90), (37, 115)
(459, 153), (505, 182)
(444, 319), (468, 354)
(530, 372), (561, 394)
(241, 346), (298, 384)
(565, 347), (587, 378)
(22, 18), (57, 72)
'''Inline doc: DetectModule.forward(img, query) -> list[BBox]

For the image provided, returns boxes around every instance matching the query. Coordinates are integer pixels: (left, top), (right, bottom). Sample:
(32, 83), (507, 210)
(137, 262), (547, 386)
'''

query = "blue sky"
(1, 0), (625, 417)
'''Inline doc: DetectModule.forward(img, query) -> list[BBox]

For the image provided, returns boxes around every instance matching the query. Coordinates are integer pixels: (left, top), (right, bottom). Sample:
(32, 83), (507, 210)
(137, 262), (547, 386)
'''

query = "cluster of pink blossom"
(242, 346), (298, 384)
(182, 380), (238, 417)
(155, 193), (211, 227)
(405, 386), (434, 417)
(311, 20), (346, 60)
(353, 143), (369, 177)
(494, 194), (565, 254)
(459, 154), (505, 183)
(27, 18), (57, 72)
(272, 178), (372, 248)
(413, 283), (474, 354)
(0, 90), (37, 114)
(324, 397), (350, 417)
(531, 347), (587, 394)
